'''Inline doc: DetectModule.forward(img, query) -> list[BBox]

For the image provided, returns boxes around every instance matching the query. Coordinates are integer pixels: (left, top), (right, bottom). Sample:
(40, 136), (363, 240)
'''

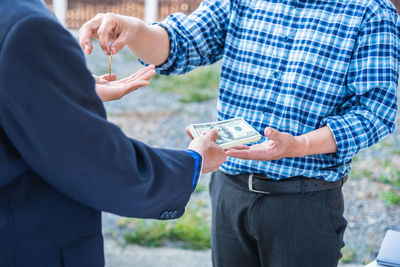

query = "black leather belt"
(228, 173), (348, 194)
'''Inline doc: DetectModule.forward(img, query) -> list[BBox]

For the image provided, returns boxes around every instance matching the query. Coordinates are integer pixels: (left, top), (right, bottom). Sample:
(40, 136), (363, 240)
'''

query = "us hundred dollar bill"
(188, 117), (262, 149)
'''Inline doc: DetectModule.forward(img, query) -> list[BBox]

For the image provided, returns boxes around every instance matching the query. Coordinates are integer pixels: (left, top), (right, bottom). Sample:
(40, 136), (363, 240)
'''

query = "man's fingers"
(97, 14), (118, 54)
(121, 67), (156, 84)
(129, 65), (156, 81)
(79, 14), (104, 54)
(225, 149), (252, 159)
(132, 65), (156, 80)
(85, 42), (93, 55)
(121, 81), (150, 95)
(118, 65), (155, 84)
(92, 74), (103, 83)
(264, 127), (280, 140)
(95, 65), (156, 100)
(110, 34), (127, 55)
(138, 67), (156, 81)
(227, 145), (249, 151)
(203, 167), (220, 174)
(102, 73), (117, 82)
(226, 145), (271, 161)
(80, 37), (94, 55)
(204, 129), (219, 142)
(122, 67), (148, 82)
(186, 127), (194, 139)
(93, 73), (116, 84)
(226, 149), (265, 160)
(212, 166), (221, 172)
(134, 81), (151, 88)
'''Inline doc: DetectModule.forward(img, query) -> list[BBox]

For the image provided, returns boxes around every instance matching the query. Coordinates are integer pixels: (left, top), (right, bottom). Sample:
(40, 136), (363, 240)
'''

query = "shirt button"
(273, 71), (280, 79)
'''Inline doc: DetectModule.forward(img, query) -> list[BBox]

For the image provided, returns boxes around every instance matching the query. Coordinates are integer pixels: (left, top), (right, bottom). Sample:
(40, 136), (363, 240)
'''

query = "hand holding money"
(187, 118), (304, 162)
(93, 65), (155, 102)
(188, 129), (227, 174)
(187, 118), (262, 149)
(225, 127), (302, 161)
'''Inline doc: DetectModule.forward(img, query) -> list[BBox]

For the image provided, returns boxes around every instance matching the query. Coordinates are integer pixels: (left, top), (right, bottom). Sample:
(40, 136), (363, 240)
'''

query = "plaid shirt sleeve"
(153, 0), (230, 74)
(322, 7), (400, 164)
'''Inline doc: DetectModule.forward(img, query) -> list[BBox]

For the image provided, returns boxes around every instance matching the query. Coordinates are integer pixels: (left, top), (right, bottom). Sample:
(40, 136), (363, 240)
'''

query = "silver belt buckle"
(248, 174), (270, 194)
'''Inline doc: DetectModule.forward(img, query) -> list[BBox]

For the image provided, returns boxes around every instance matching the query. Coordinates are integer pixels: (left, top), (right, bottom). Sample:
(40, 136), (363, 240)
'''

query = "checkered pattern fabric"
(154, 0), (400, 181)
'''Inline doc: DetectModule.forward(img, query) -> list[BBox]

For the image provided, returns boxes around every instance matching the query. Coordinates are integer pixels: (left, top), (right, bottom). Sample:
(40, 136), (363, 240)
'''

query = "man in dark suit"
(0, 0), (226, 266)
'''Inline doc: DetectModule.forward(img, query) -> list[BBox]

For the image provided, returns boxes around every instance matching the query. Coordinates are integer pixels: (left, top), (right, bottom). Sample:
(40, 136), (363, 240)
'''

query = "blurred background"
(44, 1), (400, 266)
(44, 0), (400, 29)
(44, 0), (202, 27)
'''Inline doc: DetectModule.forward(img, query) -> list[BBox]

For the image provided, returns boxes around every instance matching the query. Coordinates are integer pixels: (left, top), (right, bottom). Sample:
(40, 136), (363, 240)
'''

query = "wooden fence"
(45, 0), (400, 29)
(44, 0), (202, 29)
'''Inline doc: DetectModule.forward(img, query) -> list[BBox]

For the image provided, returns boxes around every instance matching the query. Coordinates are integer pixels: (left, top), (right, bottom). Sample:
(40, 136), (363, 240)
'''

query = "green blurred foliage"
(152, 66), (220, 103)
(120, 200), (211, 250)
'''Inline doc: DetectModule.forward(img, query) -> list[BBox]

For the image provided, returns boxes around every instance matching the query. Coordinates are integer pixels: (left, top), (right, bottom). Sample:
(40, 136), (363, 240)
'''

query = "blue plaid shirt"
(154, 0), (400, 181)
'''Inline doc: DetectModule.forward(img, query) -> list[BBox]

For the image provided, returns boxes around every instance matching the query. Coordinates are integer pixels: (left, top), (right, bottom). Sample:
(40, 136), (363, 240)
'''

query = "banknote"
(188, 117), (262, 148)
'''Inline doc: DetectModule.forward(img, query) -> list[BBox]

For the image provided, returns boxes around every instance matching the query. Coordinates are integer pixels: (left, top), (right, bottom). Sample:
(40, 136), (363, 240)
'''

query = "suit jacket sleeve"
(0, 14), (202, 219)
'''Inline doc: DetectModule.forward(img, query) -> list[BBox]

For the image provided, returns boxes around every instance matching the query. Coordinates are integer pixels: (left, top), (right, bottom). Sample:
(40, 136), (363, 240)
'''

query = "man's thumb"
(110, 37), (125, 55)
(205, 129), (219, 142)
(104, 73), (117, 82)
(264, 127), (279, 140)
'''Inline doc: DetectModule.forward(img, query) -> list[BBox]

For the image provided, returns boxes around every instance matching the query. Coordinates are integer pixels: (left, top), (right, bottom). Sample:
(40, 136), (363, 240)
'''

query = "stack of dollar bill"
(188, 117), (262, 148)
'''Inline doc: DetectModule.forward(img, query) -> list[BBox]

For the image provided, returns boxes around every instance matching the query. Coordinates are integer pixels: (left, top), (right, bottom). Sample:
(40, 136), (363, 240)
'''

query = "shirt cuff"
(185, 149), (203, 191)
(321, 116), (358, 164)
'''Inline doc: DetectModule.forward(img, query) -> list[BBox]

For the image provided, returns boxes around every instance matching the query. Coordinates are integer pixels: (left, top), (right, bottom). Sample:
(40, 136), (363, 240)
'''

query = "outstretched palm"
(226, 127), (299, 161)
(94, 65), (155, 102)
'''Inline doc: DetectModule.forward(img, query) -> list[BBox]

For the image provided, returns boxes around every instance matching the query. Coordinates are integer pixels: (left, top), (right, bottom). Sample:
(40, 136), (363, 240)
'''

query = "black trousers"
(210, 170), (347, 267)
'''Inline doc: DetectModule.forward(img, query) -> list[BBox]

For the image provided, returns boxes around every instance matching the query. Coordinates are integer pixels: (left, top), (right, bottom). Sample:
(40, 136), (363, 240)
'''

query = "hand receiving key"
(93, 65), (155, 102)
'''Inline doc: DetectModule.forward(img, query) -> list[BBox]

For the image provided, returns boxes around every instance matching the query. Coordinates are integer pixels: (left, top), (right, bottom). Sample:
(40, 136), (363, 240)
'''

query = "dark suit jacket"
(0, 0), (202, 266)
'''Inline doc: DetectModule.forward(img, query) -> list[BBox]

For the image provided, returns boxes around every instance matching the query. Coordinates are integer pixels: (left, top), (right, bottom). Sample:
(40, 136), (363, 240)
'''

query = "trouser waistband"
(224, 172), (347, 194)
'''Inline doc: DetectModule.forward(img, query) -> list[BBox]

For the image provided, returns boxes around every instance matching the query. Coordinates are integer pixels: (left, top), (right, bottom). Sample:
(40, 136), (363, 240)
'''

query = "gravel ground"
(84, 41), (400, 266)
(104, 238), (362, 267)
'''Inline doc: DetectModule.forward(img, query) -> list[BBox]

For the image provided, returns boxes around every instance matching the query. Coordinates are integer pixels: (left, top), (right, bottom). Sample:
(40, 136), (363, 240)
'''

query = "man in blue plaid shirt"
(81, 0), (399, 265)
